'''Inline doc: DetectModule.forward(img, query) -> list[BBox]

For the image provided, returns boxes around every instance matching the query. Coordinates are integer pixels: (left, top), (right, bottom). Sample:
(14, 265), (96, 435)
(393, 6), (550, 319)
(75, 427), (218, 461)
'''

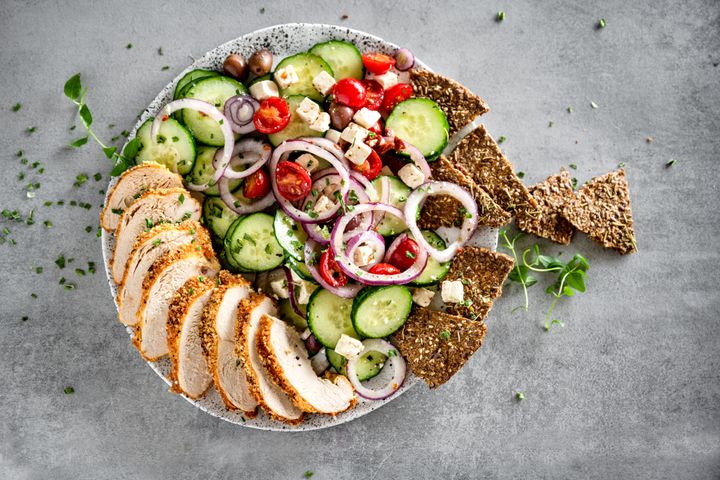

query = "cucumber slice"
(224, 213), (285, 272)
(188, 146), (242, 196)
(279, 299), (307, 330)
(174, 69), (220, 100)
(248, 73), (272, 86)
(274, 53), (334, 101)
(409, 230), (452, 286)
(287, 257), (315, 281)
(371, 176), (411, 236)
(385, 98), (449, 161)
(326, 348), (387, 381)
(268, 95), (324, 146)
(273, 209), (308, 262)
(308, 40), (364, 80)
(202, 197), (239, 240)
(182, 76), (247, 146)
(351, 286), (412, 338)
(134, 118), (196, 175)
(307, 288), (358, 349)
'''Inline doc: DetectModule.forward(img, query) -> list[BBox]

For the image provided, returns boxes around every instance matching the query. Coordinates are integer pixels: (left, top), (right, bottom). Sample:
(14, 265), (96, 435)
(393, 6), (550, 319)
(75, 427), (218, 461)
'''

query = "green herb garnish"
(64, 386), (74, 394)
(439, 330), (451, 340)
(496, 10), (505, 21)
(12, 103), (22, 112)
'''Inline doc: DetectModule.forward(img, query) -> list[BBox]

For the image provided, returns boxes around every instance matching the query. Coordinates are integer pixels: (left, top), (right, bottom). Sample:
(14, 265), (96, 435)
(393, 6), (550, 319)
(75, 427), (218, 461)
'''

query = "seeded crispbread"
(563, 169), (637, 254)
(419, 155), (511, 229)
(442, 246), (515, 321)
(450, 124), (540, 224)
(392, 306), (488, 388)
(516, 169), (575, 245)
(410, 69), (489, 135)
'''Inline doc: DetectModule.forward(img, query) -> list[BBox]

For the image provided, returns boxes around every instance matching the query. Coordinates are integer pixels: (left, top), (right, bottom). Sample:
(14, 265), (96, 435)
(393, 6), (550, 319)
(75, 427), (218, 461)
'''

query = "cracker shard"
(516, 169), (575, 245)
(419, 155), (511, 229)
(443, 246), (515, 321)
(450, 125), (540, 223)
(563, 169), (637, 254)
(410, 69), (489, 135)
(392, 306), (487, 388)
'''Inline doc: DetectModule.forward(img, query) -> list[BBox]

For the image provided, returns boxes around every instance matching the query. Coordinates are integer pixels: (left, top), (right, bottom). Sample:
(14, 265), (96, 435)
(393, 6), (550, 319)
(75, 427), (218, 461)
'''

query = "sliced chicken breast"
(111, 188), (200, 284)
(167, 276), (216, 399)
(200, 271), (257, 415)
(116, 221), (210, 326)
(237, 294), (304, 424)
(257, 314), (356, 415)
(134, 244), (219, 361)
(101, 163), (183, 231)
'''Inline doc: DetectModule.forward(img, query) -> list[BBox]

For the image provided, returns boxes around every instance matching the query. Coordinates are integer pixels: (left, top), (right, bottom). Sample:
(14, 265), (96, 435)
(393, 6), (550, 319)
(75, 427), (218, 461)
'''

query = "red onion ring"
(152, 99), (234, 186)
(270, 140), (350, 224)
(302, 137), (345, 162)
(331, 203), (427, 285)
(384, 233), (410, 264)
(399, 141), (432, 180)
(218, 138), (272, 180)
(394, 48), (415, 71)
(224, 95), (259, 134)
(349, 171), (379, 201)
(346, 339), (406, 400)
(283, 266), (304, 317)
(346, 231), (385, 269)
(303, 239), (363, 298)
(404, 181), (479, 263)
(301, 222), (332, 245)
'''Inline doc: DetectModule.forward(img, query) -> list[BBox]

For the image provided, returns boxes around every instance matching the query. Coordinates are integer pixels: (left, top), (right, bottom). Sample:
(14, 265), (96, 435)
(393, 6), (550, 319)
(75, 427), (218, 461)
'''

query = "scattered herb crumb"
(55, 254), (66, 269)
(618, 162), (626, 168)
(590, 101), (599, 109)
(516, 392), (525, 401)
(598, 18), (606, 29)
(571, 177), (578, 188)
(567, 106), (573, 114)
(548, 120), (554, 127)
(161, 66), (170, 71)
(94, 173), (102, 181)
(26, 126), (37, 134)
(496, 10), (505, 22)
(569, 164), (577, 170)
(259, 7), (265, 13)
(157, 47), (164, 56)
(31, 293), (37, 299)
(303, 471), (314, 479)
(64, 386), (74, 394)
(22, 316), (28, 322)
(517, 171), (525, 179)
(439, 330), (451, 340)
(126, 43), (133, 49)
(35, 266), (43, 274)
(498, 135), (507, 144)
(666, 159), (676, 168)
(12, 103), (22, 112)
(44, 220), (53, 228)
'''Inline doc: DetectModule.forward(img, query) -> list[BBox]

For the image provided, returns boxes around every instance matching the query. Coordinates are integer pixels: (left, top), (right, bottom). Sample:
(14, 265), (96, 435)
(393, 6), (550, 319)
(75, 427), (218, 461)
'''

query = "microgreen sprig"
(64, 74), (140, 176)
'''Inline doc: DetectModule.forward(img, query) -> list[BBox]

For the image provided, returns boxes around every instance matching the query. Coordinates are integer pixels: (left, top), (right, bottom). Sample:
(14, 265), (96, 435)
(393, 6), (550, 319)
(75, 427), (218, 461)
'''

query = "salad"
(103, 38), (511, 424)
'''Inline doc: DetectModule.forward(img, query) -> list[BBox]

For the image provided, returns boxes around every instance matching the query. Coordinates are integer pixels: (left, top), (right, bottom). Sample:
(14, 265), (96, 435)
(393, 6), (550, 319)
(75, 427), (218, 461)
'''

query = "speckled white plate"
(102, 23), (498, 431)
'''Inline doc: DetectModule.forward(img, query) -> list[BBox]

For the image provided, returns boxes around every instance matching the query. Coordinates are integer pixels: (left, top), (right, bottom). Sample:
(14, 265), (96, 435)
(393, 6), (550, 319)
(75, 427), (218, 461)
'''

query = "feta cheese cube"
(379, 166), (394, 177)
(296, 97), (320, 124)
(295, 153), (320, 173)
(270, 278), (289, 299)
(344, 140), (372, 165)
(367, 71), (398, 90)
(340, 122), (368, 143)
(324, 128), (342, 144)
(352, 107), (382, 129)
(441, 280), (464, 304)
(296, 280), (318, 305)
(274, 65), (299, 89)
(309, 112), (330, 132)
(313, 194), (335, 215)
(312, 70), (336, 96)
(248, 80), (279, 101)
(398, 163), (426, 189)
(353, 244), (376, 267)
(335, 334), (364, 360)
(412, 288), (435, 307)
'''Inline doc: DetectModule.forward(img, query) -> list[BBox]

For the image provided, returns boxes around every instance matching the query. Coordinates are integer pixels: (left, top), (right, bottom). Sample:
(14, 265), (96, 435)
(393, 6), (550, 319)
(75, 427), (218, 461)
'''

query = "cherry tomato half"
(275, 160), (312, 201)
(253, 97), (291, 134)
(387, 237), (420, 271)
(362, 80), (384, 110)
(368, 263), (401, 275)
(362, 52), (396, 75)
(350, 149), (382, 181)
(334, 78), (367, 108)
(381, 83), (413, 113)
(243, 169), (270, 199)
(320, 249), (348, 287)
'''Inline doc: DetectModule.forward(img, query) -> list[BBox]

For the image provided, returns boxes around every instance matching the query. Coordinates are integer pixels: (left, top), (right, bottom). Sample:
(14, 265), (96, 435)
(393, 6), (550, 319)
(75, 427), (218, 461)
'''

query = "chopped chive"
(569, 164), (577, 170)
(516, 392), (525, 401)
(64, 386), (75, 394)
(12, 103), (22, 112)
(126, 43), (133, 49)
(496, 10), (505, 22)
(517, 171), (525, 179)
(498, 135), (507, 144)
(666, 159), (676, 168)
(598, 18), (606, 29)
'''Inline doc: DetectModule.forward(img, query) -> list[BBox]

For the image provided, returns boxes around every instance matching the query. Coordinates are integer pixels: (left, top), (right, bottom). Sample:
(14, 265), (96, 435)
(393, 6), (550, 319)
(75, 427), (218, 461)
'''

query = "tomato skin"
(381, 83), (413, 113)
(387, 238), (420, 271)
(362, 53), (396, 75)
(350, 149), (382, 181)
(368, 263), (401, 275)
(333, 78), (367, 108)
(275, 160), (312, 201)
(367, 119), (384, 137)
(243, 169), (270, 199)
(320, 249), (348, 287)
(362, 80), (384, 110)
(253, 97), (291, 134)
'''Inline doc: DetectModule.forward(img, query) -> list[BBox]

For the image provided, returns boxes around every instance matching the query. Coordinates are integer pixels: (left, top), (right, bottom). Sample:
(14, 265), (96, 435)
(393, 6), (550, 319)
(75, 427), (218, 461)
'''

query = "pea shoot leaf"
(79, 104), (93, 128)
(64, 74), (82, 101)
(69, 137), (88, 148)
(102, 146), (117, 159)
(122, 137), (141, 161)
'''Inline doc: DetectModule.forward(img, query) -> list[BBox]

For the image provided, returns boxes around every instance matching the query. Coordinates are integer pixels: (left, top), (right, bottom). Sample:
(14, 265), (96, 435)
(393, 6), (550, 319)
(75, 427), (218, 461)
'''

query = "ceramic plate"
(102, 23), (498, 431)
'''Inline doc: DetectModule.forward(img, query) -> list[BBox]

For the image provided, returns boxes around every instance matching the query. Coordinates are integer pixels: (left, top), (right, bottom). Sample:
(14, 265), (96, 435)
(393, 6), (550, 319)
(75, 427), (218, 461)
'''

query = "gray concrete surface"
(1, 0), (719, 478)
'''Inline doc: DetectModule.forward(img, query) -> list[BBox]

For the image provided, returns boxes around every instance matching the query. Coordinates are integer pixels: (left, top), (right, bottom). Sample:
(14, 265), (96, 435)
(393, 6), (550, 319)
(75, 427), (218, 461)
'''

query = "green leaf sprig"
(500, 229), (590, 331)
(64, 74), (140, 176)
